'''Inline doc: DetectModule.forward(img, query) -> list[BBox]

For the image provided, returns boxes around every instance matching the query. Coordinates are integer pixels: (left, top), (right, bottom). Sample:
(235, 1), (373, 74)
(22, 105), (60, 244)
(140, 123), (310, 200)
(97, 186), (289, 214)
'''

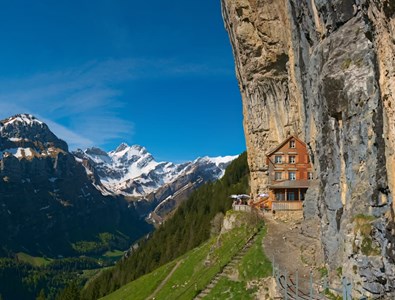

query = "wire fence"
(272, 256), (368, 300)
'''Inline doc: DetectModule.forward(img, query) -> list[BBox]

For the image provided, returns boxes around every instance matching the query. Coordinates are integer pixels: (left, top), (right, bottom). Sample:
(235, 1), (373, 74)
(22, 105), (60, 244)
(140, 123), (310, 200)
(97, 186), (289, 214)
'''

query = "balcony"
(272, 201), (303, 211)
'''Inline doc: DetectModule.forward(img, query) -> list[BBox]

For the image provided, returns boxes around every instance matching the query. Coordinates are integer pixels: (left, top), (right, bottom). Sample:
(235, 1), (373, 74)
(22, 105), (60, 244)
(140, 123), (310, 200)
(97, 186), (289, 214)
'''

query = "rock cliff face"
(222, 0), (395, 297)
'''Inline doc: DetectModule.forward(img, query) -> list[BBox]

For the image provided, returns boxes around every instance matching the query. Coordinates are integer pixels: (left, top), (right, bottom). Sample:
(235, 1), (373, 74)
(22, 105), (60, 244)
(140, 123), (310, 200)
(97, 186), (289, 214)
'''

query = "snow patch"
(3, 114), (43, 126)
(0, 147), (35, 159)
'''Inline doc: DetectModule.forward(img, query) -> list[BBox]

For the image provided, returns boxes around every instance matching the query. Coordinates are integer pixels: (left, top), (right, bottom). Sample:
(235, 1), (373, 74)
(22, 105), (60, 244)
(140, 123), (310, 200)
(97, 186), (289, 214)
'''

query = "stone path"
(261, 212), (323, 297)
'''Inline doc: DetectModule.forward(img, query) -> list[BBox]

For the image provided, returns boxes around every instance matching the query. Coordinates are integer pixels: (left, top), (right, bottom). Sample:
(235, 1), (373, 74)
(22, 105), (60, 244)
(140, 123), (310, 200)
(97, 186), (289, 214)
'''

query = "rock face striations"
(0, 114), (151, 256)
(222, 0), (394, 297)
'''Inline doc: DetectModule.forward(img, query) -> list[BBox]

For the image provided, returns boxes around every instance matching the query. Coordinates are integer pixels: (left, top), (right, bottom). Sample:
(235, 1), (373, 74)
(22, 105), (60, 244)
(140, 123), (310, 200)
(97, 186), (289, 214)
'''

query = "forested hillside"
(82, 152), (249, 299)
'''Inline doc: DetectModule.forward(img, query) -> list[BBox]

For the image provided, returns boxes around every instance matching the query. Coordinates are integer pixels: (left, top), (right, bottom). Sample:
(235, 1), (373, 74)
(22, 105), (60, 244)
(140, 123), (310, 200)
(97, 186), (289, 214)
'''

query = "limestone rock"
(222, 0), (395, 297)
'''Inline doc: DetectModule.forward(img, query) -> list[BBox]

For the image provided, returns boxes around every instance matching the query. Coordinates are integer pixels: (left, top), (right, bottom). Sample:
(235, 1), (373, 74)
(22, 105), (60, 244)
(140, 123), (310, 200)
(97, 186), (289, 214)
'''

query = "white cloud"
(41, 118), (95, 150)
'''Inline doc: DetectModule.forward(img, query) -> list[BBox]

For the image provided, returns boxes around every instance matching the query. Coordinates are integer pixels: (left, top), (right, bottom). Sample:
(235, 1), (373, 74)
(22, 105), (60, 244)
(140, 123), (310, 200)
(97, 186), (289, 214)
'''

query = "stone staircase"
(194, 229), (261, 299)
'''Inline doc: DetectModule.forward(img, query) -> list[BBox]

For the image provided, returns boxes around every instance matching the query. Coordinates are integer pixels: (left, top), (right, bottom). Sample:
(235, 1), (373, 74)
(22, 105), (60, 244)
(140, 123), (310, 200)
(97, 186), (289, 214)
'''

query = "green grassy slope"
(102, 261), (177, 300)
(102, 214), (259, 300)
(205, 228), (272, 300)
(16, 252), (53, 267)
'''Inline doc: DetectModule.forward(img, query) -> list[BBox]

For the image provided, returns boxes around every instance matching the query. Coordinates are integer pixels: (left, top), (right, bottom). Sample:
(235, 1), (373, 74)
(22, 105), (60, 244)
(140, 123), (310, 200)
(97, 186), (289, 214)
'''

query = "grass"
(103, 217), (257, 300)
(319, 267), (328, 278)
(154, 225), (255, 299)
(336, 267), (342, 278)
(353, 214), (380, 256)
(324, 288), (342, 300)
(205, 277), (256, 300)
(238, 227), (271, 281)
(16, 252), (53, 267)
(103, 250), (124, 257)
(205, 226), (272, 300)
(101, 261), (177, 300)
(341, 58), (352, 70)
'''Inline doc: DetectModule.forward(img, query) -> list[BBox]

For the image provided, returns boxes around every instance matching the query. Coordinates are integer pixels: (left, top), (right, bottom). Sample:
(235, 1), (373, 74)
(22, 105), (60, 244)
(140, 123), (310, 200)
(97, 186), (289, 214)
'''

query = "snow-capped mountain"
(0, 113), (238, 230)
(74, 144), (237, 222)
(0, 113), (68, 160)
(0, 114), (151, 256)
(74, 144), (237, 199)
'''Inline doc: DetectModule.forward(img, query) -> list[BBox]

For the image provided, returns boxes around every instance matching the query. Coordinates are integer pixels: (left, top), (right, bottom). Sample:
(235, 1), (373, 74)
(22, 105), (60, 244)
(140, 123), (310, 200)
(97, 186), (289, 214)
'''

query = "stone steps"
(193, 228), (262, 299)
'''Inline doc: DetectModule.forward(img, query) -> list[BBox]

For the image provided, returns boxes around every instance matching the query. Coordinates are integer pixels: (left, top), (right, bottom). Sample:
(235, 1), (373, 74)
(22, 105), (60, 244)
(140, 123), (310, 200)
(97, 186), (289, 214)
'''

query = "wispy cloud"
(0, 57), (231, 150)
(41, 118), (95, 150)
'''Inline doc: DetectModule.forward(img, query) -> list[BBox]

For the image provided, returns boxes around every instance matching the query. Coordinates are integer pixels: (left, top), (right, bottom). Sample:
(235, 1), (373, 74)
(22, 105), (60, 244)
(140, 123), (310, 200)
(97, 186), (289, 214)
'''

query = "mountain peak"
(113, 143), (148, 155)
(0, 113), (68, 152)
(114, 143), (130, 153)
(195, 155), (239, 166)
(85, 147), (108, 157)
(130, 144), (147, 152)
(2, 114), (44, 127)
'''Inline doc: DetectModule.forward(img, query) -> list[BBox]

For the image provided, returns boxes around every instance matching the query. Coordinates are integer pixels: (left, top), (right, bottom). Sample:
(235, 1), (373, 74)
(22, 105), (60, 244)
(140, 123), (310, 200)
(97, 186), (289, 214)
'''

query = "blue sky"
(0, 0), (245, 162)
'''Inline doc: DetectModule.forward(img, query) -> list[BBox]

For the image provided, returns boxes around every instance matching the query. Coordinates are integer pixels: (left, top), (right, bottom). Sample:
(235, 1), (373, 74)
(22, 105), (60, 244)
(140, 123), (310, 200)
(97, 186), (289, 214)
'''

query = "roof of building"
(266, 135), (306, 156)
(269, 179), (310, 189)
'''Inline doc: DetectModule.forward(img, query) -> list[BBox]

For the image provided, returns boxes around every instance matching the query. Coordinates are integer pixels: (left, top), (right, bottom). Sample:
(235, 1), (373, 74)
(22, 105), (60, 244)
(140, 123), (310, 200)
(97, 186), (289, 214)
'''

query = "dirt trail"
(262, 212), (322, 293)
(146, 259), (183, 300)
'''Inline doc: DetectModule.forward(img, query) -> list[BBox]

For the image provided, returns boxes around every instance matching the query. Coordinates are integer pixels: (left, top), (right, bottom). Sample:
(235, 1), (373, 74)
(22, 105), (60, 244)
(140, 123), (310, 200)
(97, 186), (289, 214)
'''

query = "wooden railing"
(232, 204), (252, 212)
(272, 201), (303, 211)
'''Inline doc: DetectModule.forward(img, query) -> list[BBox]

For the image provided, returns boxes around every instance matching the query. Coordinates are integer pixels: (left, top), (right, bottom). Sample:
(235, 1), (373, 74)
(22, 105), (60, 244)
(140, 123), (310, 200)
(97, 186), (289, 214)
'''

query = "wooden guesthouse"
(265, 136), (313, 211)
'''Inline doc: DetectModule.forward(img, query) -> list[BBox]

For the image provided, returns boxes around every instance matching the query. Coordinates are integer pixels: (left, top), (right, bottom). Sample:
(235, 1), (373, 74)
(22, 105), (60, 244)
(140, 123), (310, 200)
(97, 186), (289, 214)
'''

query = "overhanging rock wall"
(222, 0), (395, 297)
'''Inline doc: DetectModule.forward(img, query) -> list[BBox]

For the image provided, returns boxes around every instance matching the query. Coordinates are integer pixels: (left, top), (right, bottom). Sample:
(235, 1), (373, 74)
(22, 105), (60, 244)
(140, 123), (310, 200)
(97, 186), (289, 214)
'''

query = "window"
(275, 191), (285, 201)
(288, 192), (295, 201)
(275, 172), (282, 180)
(289, 171), (296, 181)
(290, 140), (296, 148)
(308, 172), (313, 180)
(274, 155), (282, 164)
(289, 156), (296, 164)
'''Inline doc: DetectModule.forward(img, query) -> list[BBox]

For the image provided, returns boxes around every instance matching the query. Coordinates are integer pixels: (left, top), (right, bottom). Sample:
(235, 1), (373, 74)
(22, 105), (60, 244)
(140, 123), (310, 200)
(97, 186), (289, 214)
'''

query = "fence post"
(309, 271), (313, 299)
(346, 279), (352, 300)
(323, 275), (328, 295)
(295, 270), (299, 300)
(342, 277), (347, 300)
(272, 255), (275, 278)
(284, 269), (288, 300)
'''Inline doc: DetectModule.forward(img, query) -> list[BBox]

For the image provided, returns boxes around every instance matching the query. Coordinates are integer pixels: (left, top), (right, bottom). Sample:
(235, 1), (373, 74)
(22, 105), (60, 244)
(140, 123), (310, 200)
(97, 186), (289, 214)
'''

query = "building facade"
(266, 136), (313, 210)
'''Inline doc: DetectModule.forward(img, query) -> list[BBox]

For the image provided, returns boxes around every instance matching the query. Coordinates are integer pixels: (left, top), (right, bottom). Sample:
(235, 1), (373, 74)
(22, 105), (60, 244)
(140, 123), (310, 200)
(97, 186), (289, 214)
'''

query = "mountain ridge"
(74, 143), (237, 197)
(74, 143), (237, 222)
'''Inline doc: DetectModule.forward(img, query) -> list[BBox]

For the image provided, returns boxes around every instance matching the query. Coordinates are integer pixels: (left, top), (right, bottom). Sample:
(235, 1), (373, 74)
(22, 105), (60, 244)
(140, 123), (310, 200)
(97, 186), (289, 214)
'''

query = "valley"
(0, 114), (239, 299)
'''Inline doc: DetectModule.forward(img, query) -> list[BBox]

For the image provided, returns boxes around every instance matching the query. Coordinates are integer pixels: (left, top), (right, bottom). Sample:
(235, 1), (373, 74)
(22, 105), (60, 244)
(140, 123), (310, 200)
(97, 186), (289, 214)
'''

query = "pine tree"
(56, 282), (80, 300)
(36, 289), (46, 300)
